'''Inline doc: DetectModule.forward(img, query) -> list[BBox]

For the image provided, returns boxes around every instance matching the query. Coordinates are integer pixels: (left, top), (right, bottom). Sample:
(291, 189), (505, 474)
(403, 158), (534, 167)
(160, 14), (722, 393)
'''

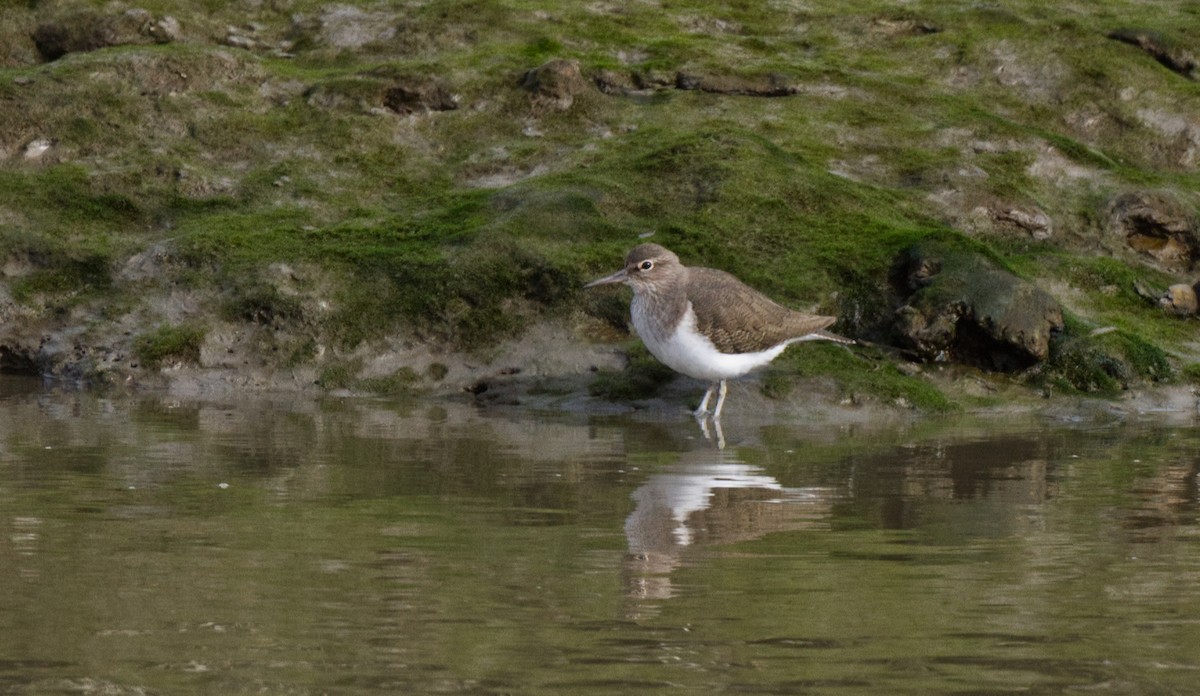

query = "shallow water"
(2, 377), (1199, 695)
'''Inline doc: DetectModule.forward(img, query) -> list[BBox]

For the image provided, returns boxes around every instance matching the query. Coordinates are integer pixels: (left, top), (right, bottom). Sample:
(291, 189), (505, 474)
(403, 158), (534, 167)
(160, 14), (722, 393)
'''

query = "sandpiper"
(586, 243), (853, 419)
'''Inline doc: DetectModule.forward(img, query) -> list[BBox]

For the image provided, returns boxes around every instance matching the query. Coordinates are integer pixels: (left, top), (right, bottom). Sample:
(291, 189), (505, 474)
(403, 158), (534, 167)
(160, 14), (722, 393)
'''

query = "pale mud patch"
(1026, 144), (1110, 188)
(989, 40), (1069, 104)
(154, 317), (626, 401)
(356, 319), (627, 392)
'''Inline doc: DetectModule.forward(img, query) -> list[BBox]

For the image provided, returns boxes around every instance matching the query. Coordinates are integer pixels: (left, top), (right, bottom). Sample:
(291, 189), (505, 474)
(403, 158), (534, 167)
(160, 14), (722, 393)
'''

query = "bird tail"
(799, 329), (855, 345)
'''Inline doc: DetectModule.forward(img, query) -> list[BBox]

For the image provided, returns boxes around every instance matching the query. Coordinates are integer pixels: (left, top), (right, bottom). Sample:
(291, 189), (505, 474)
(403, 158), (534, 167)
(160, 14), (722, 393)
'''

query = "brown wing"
(685, 267), (837, 354)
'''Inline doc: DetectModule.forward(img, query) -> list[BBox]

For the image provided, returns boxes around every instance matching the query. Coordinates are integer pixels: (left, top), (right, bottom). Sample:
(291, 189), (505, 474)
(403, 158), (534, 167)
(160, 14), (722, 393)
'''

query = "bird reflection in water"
(622, 447), (835, 609)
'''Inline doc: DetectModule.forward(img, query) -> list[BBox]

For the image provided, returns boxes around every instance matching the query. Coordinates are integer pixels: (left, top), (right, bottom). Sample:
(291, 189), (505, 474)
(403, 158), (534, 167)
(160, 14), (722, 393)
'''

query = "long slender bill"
(584, 268), (628, 288)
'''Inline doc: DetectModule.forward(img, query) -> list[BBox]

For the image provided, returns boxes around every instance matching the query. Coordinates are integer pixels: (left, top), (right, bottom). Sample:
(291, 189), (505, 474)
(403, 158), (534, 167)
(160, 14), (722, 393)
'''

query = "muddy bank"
(2, 2), (1199, 412)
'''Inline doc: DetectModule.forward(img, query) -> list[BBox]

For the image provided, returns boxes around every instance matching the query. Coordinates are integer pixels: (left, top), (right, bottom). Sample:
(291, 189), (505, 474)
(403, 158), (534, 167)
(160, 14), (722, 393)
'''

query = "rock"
(892, 239), (1064, 371)
(521, 59), (589, 111)
(1131, 104), (1200, 169)
(1160, 283), (1200, 315)
(675, 72), (798, 96)
(293, 5), (398, 49)
(304, 71), (457, 115)
(592, 69), (638, 95)
(633, 71), (676, 90)
(148, 16), (182, 43)
(22, 138), (53, 160)
(222, 27), (259, 51)
(992, 206), (1053, 239)
(1108, 28), (1196, 80)
(32, 9), (176, 61)
(870, 17), (941, 37)
(383, 79), (457, 115)
(1106, 191), (1198, 270)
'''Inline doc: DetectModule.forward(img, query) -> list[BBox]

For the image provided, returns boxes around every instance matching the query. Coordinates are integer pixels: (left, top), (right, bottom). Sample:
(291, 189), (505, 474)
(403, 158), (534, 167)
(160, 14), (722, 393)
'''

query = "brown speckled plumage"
(685, 267), (839, 352)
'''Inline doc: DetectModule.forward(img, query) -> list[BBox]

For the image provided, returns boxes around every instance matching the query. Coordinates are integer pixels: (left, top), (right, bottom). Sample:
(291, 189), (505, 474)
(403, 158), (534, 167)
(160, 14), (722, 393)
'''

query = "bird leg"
(711, 379), (729, 420)
(697, 415), (726, 450)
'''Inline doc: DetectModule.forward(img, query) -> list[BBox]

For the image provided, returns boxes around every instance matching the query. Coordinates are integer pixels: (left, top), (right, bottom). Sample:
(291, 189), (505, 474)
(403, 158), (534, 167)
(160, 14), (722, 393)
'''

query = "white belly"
(632, 303), (788, 381)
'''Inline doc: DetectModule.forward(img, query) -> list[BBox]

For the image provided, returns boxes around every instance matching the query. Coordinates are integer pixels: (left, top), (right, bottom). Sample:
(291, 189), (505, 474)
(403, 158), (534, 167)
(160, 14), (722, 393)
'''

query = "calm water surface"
(1, 376), (1199, 695)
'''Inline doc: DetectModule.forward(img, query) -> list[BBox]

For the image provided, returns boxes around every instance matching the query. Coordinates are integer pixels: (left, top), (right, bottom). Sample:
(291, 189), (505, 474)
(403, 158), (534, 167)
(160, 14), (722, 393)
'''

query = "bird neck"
(631, 274), (689, 342)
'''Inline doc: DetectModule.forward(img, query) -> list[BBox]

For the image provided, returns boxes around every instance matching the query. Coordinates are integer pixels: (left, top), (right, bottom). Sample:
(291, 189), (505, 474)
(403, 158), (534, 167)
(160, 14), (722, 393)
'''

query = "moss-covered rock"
(1043, 324), (1172, 393)
(892, 238), (1064, 371)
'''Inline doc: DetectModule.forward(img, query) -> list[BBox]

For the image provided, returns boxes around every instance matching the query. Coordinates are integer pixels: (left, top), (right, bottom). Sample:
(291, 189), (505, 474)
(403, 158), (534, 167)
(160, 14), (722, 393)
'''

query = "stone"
(521, 59), (589, 111)
(149, 16), (182, 43)
(303, 70), (457, 116)
(592, 69), (637, 95)
(1106, 191), (1198, 270)
(22, 138), (52, 160)
(870, 17), (941, 37)
(674, 72), (798, 96)
(1160, 283), (1200, 315)
(383, 79), (457, 115)
(32, 9), (175, 61)
(992, 206), (1053, 240)
(633, 71), (675, 90)
(892, 239), (1064, 371)
(304, 5), (397, 49)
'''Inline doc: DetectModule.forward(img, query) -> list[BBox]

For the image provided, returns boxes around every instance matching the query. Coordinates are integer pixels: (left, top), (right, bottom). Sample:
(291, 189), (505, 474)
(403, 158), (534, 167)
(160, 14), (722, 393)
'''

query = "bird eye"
(640, 260), (653, 271)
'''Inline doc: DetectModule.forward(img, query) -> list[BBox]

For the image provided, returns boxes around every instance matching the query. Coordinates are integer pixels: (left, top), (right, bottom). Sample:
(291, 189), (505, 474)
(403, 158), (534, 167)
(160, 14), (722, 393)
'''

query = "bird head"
(584, 244), (681, 293)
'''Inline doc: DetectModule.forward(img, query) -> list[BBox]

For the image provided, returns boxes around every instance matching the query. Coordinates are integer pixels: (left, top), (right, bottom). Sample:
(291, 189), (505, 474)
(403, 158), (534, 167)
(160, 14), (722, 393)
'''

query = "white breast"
(632, 302), (789, 381)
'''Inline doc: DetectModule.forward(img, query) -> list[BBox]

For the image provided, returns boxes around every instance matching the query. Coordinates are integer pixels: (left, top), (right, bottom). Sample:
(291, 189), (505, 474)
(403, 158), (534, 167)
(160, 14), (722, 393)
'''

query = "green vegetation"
(763, 343), (955, 413)
(1, 0), (1198, 406)
(133, 324), (206, 369)
(319, 359), (422, 396)
(1180, 363), (1200, 386)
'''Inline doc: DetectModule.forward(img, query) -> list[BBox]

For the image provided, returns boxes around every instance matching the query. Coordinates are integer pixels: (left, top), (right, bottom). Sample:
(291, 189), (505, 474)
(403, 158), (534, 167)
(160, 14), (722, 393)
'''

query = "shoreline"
(4, 354), (1196, 431)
